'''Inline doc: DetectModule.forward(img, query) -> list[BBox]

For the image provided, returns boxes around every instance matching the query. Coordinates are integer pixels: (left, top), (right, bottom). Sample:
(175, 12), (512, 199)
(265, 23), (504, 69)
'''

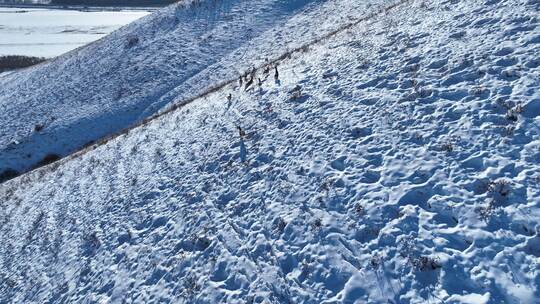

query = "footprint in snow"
(492, 56), (518, 67)
(397, 185), (434, 209)
(239, 139), (247, 162)
(350, 126), (372, 139)
(426, 58), (448, 70)
(522, 99), (540, 118)
(359, 170), (381, 184)
(449, 30), (466, 39)
(329, 156), (347, 171)
(493, 46), (515, 57)
(407, 170), (433, 185)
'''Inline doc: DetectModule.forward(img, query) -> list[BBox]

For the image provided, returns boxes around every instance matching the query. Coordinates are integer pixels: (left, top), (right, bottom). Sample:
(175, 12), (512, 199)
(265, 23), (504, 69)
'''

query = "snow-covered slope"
(0, 0), (391, 180)
(1, 0), (539, 303)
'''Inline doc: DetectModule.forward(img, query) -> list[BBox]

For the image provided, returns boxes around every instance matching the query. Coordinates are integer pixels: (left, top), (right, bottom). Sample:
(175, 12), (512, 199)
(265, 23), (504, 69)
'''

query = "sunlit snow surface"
(0, 0), (539, 303)
(0, 8), (149, 57)
(0, 0), (388, 177)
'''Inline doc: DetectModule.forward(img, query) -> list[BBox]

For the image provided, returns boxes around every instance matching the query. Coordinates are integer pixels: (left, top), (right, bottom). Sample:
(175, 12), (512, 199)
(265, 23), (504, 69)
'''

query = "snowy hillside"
(0, 0), (391, 181)
(1, 0), (540, 303)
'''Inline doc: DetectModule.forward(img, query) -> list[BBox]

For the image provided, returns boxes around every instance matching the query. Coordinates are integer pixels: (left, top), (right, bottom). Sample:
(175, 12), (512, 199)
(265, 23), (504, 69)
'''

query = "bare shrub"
(81, 231), (100, 257)
(126, 36), (140, 49)
(475, 204), (494, 222)
(412, 256), (442, 271)
(0, 55), (46, 72)
(273, 217), (287, 235)
(441, 142), (454, 153)
(354, 203), (365, 216)
(488, 179), (512, 205)
(506, 104), (523, 122)
(34, 123), (45, 132)
(289, 86), (303, 101)
(311, 218), (322, 231)
(182, 274), (201, 298)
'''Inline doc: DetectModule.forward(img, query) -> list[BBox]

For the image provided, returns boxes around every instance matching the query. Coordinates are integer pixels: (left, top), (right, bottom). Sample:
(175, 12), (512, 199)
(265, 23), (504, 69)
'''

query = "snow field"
(0, 0), (393, 180)
(0, 0), (539, 303)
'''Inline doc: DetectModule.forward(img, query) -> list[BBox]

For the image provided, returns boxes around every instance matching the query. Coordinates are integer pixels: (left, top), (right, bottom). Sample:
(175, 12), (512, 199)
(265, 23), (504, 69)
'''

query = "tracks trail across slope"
(1, 0), (414, 185)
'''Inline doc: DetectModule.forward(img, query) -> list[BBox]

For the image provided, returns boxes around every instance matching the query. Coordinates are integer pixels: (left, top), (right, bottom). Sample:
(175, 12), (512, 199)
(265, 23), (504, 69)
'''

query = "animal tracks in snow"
(1, 0), (539, 303)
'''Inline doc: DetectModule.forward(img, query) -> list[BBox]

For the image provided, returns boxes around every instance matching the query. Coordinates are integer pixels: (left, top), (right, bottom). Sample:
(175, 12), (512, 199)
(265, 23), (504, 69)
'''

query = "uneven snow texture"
(1, 0), (540, 303)
(0, 0), (390, 176)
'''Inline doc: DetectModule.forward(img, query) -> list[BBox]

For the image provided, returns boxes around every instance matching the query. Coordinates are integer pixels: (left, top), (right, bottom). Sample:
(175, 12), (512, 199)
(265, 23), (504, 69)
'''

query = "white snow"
(0, 0), (392, 178)
(0, 8), (149, 57)
(0, 0), (539, 303)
